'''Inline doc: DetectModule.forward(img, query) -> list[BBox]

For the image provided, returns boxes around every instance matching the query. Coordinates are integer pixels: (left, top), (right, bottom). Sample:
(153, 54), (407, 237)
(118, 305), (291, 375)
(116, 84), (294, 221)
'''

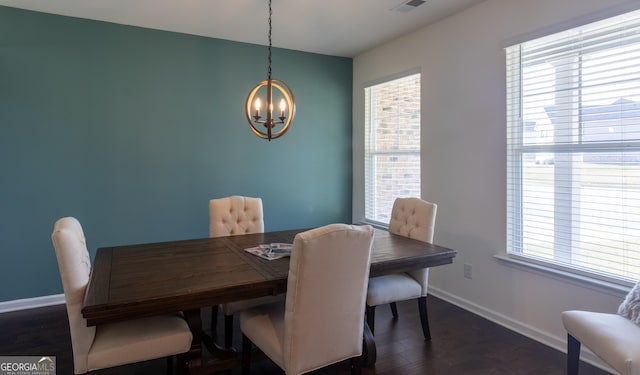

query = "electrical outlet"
(464, 263), (472, 279)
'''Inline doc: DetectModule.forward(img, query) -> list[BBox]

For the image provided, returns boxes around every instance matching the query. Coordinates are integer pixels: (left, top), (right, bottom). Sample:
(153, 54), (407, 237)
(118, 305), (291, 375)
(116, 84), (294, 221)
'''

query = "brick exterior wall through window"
(365, 73), (421, 223)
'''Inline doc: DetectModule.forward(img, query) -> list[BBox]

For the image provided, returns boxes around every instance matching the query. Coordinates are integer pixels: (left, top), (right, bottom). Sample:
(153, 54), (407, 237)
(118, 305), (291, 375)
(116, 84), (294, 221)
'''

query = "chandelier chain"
(268, 0), (272, 80)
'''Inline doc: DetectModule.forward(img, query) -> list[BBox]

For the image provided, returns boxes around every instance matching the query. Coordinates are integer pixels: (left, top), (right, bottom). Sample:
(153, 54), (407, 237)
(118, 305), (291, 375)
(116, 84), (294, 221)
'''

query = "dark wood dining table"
(82, 227), (456, 374)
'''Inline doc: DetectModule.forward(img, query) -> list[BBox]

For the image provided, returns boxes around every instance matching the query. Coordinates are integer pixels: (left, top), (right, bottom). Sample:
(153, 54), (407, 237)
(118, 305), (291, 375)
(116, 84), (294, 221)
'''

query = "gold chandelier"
(245, 0), (296, 141)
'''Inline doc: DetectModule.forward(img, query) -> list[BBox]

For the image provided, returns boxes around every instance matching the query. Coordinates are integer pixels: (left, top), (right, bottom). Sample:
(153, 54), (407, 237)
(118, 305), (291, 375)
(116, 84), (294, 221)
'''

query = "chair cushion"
(562, 310), (640, 375)
(239, 303), (287, 369)
(367, 273), (422, 307)
(87, 314), (193, 372)
(618, 281), (640, 325)
(222, 295), (284, 315)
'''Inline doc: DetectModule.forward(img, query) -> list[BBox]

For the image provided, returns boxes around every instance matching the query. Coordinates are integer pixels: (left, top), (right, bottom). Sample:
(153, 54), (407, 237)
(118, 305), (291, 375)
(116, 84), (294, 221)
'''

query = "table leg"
(362, 321), (377, 366)
(183, 308), (239, 374)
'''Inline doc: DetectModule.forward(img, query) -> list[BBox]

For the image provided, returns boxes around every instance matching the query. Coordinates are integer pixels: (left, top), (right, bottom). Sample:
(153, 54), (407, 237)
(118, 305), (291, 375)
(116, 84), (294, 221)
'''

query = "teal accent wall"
(0, 6), (353, 302)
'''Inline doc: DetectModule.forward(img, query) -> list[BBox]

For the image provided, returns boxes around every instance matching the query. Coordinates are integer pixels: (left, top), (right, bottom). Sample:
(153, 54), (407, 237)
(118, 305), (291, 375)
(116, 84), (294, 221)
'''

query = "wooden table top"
(82, 228), (456, 326)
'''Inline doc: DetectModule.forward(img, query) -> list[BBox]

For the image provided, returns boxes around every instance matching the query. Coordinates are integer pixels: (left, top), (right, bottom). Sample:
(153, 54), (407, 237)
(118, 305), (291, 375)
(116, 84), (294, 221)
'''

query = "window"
(506, 9), (640, 284)
(364, 73), (421, 225)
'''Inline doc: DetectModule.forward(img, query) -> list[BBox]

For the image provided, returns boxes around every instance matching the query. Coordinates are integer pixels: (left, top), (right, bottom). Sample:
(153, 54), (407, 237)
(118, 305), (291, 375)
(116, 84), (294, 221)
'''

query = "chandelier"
(245, 0), (296, 141)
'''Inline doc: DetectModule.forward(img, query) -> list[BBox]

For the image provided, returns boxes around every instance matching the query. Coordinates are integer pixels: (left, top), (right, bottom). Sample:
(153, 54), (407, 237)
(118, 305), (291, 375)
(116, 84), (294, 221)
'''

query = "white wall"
(353, 0), (640, 370)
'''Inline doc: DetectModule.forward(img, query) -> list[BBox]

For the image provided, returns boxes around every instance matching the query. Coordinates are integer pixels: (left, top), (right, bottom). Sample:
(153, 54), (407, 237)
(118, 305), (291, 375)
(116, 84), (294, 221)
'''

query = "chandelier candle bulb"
(254, 98), (261, 118)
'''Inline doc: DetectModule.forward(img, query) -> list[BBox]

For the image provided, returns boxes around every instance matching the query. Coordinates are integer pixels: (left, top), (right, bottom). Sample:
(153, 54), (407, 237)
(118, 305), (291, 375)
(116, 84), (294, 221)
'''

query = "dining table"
(82, 227), (457, 374)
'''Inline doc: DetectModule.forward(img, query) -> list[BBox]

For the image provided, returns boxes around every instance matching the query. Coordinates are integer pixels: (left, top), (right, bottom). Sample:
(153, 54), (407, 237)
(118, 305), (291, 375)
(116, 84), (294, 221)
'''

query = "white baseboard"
(428, 286), (614, 374)
(0, 294), (65, 313)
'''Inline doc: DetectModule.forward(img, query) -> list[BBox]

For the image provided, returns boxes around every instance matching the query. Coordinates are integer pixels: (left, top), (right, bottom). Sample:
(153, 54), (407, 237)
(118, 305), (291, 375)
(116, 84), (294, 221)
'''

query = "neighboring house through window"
(506, 9), (640, 284)
(364, 72), (421, 225)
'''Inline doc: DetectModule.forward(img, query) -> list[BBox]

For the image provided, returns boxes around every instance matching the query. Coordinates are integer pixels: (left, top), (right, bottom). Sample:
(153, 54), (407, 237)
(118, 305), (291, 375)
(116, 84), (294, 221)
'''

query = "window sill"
(359, 220), (389, 230)
(494, 254), (631, 298)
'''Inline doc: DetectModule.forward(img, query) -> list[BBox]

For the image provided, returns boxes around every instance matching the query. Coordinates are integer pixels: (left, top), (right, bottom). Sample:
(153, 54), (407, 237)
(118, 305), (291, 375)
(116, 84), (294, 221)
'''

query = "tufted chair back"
(388, 197), (437, 294)
(51, 217), (97, 374)
(209, 196), (264, 237)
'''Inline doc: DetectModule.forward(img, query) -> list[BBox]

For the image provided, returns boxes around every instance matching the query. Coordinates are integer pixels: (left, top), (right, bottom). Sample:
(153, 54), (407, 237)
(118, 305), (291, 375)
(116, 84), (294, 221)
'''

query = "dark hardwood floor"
(0, 295), (610, 374)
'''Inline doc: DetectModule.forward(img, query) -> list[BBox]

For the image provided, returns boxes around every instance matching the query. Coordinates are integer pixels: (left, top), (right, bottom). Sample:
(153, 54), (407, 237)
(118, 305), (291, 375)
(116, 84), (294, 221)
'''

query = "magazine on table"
(244, 243), (293, 260)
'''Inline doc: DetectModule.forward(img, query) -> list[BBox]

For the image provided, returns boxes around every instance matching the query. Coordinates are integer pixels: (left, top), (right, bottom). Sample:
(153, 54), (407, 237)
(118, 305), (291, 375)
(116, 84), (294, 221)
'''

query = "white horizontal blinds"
(506, 9), (640, 283)
(364, 73), (421, 224)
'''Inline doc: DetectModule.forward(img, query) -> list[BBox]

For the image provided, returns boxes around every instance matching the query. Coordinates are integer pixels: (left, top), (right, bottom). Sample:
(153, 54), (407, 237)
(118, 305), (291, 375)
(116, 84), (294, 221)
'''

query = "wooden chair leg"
(242, 333), (252, 375)
(211, 305), (219, 337)
(567, 334), (581, 375)
(351, 356), (362, 375)
(366, 305), (376, 335)
(175, 353), (189, 375)
(166, 356), (173, 375)
(418, 296), (431, 341)
(390, 302), (398, 318)
(224, 314), (234, 348)
(362, 320), (377, 367)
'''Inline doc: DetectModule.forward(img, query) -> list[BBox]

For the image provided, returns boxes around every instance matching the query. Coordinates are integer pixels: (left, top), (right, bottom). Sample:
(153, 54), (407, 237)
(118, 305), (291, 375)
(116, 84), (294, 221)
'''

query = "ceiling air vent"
(393, 0), (427, 12)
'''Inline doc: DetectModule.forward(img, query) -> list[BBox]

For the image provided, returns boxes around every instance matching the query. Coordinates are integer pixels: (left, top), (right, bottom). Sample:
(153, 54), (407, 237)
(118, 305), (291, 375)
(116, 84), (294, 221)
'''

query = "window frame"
(363, 70), (421, 227)
(505, 9), (640, 287)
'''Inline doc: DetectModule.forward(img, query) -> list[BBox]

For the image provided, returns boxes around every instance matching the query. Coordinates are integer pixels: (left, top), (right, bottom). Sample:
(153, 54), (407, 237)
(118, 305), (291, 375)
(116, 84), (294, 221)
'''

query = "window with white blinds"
(506, 9), (640, 284)
(364, 73), (421, 225)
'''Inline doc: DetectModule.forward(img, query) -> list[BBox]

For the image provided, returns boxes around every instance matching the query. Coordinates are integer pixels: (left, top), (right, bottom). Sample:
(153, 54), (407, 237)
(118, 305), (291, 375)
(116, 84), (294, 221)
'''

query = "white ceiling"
(0, 0), (485, 57)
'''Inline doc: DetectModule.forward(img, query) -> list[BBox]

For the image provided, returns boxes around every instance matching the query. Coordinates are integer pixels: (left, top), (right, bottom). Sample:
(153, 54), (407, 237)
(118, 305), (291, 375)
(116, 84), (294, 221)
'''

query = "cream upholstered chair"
(51, 217), (193, 374)
(239, 224), (375, 375)
(366, 197), (437, 340)
(562, 281), (640, 375)
(209, 195), (264, 237)
(209, 195), (282, 348)
(562, 310), (640, 375)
